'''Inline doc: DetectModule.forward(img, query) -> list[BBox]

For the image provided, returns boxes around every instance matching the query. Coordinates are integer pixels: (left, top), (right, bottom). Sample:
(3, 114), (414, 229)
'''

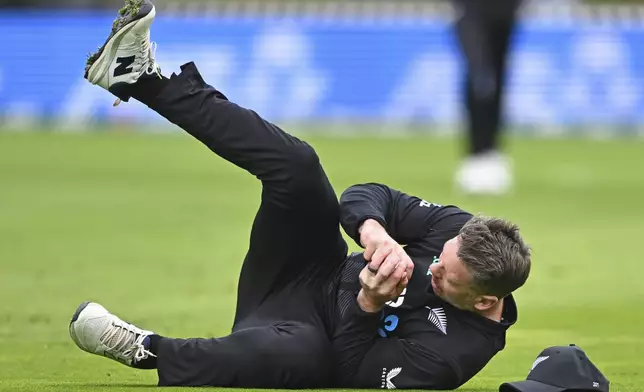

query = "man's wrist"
(358, 218), (377, 235)
(357, 290), (385, 313)
(359, 218), (385, 247)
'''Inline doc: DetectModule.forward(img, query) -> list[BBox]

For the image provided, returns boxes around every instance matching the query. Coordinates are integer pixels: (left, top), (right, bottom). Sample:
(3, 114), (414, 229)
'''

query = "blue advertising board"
(1, 10), (643, 131)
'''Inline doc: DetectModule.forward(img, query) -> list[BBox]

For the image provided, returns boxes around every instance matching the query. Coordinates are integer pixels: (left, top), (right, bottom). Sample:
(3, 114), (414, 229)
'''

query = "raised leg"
(129, 63), (348, 326)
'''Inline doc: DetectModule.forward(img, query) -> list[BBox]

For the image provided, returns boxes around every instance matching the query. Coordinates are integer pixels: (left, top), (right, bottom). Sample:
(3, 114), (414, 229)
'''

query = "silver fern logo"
(381, 367), (402, 389)
(425, 306), (447, 334)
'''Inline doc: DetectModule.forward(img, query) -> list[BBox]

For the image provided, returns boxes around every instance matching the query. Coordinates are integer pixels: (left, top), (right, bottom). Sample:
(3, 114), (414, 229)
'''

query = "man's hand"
(356, 219), (414, 313)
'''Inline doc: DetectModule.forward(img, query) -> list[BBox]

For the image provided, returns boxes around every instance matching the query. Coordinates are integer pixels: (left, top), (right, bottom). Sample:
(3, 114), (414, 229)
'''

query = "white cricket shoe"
(69, 301), (155, 368)
(455, 151), (513, 195)
(84, 0), (161, 105)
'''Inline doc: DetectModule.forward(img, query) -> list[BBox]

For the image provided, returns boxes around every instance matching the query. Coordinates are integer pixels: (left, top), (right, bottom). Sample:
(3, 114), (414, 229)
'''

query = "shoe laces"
(144, 41), (162, 79)
(99, 319), (156, 362)
(142, 40), (161, 78)
(113, 37), (161, 107)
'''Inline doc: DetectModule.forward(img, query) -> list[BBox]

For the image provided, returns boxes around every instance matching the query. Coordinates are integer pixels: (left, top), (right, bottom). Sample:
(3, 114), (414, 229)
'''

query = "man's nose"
(429, 262), (440, 277)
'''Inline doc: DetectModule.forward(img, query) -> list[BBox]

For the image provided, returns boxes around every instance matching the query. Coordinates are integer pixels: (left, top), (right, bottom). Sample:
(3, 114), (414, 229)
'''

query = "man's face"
(428, 236), (480, 311)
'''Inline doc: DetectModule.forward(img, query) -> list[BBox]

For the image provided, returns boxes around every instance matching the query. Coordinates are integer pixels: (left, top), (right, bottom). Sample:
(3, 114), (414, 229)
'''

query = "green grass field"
(1, 130), (643, 391)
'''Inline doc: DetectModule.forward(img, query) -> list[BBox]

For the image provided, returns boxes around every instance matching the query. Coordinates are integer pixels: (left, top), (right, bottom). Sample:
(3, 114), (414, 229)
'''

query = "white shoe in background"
(455, 151), (513, 195)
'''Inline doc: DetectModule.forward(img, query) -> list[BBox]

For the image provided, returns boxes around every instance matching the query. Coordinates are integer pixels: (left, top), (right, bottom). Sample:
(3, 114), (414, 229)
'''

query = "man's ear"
(473, 295), (499, 312)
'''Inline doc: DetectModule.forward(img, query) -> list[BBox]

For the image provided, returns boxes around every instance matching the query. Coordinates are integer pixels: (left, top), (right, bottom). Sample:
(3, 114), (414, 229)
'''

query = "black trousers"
(453, 0), (521, 156)
(133, 62), (348, 388)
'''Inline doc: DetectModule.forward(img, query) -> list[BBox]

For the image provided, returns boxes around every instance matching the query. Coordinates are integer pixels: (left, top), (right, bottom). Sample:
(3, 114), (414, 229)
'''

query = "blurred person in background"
(451, 0), (523, 195)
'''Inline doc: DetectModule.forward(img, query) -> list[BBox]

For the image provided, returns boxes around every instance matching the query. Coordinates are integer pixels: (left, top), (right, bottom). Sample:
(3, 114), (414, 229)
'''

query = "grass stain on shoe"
(84, 0), (147, 77)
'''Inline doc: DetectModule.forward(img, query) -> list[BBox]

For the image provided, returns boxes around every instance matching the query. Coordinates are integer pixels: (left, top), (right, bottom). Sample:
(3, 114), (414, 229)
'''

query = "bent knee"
(285, 143), (321, 175)
(263, 142), (337, 212)
(282, 144), (328, 193)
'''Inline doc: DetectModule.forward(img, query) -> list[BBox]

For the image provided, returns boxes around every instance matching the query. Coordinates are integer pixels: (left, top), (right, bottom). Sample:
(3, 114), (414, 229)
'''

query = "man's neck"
(477, 298), (505, 322)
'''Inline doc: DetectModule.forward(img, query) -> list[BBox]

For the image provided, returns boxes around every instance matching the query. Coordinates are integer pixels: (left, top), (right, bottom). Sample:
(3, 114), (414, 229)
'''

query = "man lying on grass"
(69, 0), (532, 388)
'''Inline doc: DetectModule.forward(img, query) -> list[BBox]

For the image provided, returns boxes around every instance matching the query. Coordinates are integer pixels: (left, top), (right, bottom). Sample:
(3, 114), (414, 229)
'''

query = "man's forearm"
(331, 297), (382, 381)
(339, 183), (393, 245)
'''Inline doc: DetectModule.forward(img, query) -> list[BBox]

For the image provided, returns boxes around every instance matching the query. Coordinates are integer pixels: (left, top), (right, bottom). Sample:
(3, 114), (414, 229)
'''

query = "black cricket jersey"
(329, 183), (518, 390)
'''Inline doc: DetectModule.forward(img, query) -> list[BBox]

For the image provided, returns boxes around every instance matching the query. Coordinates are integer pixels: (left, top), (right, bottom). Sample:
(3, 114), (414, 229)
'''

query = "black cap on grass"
(499, 344), (609, 392)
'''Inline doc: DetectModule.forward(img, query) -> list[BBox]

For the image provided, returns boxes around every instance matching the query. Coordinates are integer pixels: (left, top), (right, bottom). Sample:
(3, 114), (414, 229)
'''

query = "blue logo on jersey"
(377, 314), (400, 337)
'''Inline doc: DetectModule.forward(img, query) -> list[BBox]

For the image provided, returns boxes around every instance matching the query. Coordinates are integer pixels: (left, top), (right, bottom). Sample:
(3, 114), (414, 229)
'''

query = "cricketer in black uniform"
(71, 1), (531, 389)
(333, 189), (520, 389)
(452, 0), (522, 157)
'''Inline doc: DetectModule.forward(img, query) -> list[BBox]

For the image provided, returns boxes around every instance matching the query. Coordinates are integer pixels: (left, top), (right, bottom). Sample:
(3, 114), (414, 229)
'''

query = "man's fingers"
(374, 250), (405, 281)
(404, 257), (415, 278)
(393, 281), (407, 300)
(359, 257), (409, 307)
(359, 239), (415, 306)
(368, 245), (393, 272)
(378, 260), (407, 295)
(359, 266), (373, 287)
(377, 254), (397, 278)
(391, 262), (410, 297)
(361, 252), (403, 289)
(363, 245), (377, 262)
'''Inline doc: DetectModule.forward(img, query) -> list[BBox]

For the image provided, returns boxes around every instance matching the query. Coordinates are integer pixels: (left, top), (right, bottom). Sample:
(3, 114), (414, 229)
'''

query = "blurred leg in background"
(452, 0), (522, 195)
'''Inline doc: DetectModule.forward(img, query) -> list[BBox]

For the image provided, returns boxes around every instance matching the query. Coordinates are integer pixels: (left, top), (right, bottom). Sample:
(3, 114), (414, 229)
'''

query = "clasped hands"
(356, 219), (415, 313)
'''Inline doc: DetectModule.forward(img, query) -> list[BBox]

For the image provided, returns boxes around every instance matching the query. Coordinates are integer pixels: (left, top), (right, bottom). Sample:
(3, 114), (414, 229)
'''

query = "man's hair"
(457, 216), (532, 299)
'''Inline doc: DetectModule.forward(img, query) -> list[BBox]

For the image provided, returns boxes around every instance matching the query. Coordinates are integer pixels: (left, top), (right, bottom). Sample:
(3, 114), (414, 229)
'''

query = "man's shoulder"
(411, 300), (511, 386)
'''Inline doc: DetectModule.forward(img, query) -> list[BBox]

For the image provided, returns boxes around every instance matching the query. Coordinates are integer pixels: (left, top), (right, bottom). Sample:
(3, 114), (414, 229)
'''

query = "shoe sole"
(84, 0), (155, 82)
